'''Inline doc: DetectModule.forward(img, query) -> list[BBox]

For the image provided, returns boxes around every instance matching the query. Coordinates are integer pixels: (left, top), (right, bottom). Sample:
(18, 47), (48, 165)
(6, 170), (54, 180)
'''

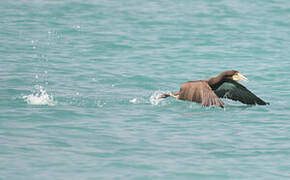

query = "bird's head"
(222, 70), (248, 82)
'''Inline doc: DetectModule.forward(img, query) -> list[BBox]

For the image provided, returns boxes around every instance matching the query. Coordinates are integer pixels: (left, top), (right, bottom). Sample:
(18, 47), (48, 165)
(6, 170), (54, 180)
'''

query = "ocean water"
(1, 0), (290, 179)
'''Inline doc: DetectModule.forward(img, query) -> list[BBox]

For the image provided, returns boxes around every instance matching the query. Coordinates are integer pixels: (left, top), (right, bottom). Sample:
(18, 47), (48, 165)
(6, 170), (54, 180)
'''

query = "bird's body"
(160, 70), (269, 108)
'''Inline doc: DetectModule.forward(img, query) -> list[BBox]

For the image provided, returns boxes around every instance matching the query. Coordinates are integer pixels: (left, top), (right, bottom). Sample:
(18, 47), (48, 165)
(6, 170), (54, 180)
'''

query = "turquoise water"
(1, 0), (290, 179)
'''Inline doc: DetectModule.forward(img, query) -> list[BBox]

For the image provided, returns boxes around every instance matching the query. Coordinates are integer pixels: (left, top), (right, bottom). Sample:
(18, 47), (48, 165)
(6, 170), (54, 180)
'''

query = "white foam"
(129, 97), (147, 104)
(23, 85), (56, 106)
(130, 98), (137, 103)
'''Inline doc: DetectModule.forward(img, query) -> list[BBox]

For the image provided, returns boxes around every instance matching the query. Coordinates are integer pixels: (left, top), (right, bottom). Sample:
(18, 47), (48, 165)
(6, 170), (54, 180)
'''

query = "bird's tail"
(159, 93), (171, 99)
(159, 92), (179, 99)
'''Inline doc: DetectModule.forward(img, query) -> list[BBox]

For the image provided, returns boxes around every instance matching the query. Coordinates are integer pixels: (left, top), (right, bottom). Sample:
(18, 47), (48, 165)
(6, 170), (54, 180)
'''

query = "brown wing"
(178, 81), (224, 108)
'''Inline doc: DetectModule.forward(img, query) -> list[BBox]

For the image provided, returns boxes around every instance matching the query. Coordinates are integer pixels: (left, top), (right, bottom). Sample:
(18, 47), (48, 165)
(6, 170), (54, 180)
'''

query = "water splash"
(23, 85), (56, 106)
(150, 91), (170, 105)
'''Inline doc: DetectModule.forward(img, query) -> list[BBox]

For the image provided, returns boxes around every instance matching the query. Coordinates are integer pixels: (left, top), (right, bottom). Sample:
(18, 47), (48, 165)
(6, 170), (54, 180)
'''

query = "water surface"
(1, 0), (290, 179)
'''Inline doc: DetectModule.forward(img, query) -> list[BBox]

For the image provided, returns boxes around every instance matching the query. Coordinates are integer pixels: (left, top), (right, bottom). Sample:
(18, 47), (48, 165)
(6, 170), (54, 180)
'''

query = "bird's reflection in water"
(181, 102), (253, 117)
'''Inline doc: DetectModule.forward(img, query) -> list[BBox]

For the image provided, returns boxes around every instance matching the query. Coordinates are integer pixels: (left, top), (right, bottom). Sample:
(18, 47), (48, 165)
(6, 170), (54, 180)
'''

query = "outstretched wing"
(179, 81), (224, 108)
(214, 80), (269, 105)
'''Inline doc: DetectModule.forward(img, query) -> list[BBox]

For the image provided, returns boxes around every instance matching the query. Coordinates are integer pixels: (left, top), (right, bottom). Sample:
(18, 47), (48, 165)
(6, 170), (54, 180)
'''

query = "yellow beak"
(233, 73), (248, 82)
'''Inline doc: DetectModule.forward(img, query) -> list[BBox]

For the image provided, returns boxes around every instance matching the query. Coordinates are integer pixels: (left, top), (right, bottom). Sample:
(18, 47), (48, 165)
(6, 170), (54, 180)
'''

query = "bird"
(159, 70), (269, 108)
